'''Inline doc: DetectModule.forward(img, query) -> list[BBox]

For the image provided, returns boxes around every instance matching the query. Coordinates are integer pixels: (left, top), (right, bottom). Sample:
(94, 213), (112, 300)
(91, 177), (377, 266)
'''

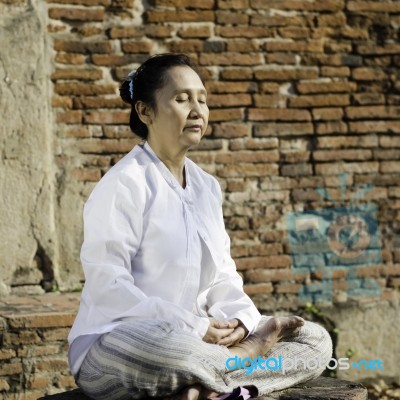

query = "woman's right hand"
(202, 319), (237, 344)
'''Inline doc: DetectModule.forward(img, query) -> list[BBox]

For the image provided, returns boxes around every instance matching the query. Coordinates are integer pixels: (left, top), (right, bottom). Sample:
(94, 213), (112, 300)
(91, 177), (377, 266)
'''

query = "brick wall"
(1, 0), (400, 394)
(0, 294), (80, 399)
(47, 0), (400, 305)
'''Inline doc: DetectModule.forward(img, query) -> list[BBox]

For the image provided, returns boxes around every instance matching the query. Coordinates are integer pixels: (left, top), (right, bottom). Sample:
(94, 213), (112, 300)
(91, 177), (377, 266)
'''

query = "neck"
(146, 138), (187, 187)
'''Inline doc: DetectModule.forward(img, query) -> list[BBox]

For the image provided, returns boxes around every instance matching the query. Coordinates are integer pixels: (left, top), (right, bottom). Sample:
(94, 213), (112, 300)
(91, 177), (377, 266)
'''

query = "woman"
(68, 53), (332, 400)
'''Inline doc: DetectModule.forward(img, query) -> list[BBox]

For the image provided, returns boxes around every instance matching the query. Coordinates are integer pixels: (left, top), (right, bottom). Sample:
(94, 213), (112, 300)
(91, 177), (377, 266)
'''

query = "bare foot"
(229, 316), (304, 360)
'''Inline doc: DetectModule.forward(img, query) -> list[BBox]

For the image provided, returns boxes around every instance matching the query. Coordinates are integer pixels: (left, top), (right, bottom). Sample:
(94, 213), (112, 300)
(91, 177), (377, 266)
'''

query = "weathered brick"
(251, 15), (306, 27)
(54, 40), (112, 54)
(213, 123), (251, 139)
(35, 358), (70, 372)
(46, 0), (110, 4)
(315, 161), (379, 175)
(236, 255), (291, 270)
(153, 0), (214, 7)
(74, 97), (125, 109)
(380, 161), (400, 174)
(0, 349), (16, 360)
(108, 26), (144, 38)
(84, 111), (129, 124)
(226, 39), (259, 52)
(75, 25), (103, 37)
(200, 52), (262, 65)
(253, 94), (281, 108)
(49, 7), (104, 21)
(316, 121), (348, 135)
(216, 163), (279, 178)
(77, 138), (140, 154)
(178, 25), (212, 38)
(348, 1), (400, 12)
(145, 25), (174, 38)
(254, 68), (318, 81)
(349, 121), (400, 134)
(318, 12), (346, 27)
(55, 52), (85, 65)
(245, 269), (306, 283)
(56, 110), (82, 124)
(352, 67), (387, 80)
(215, 150), (279, 164)
(380, 136), (400, 148)
(248, 108), (311, 121)
(64, 127), (92, 138)
(216, 10), (249, 24)
(243, 283), (273, 295)
(313, 149), (372, 161)
(122, 40), (154, 53)
(146, 10), (214, 22)
(28, 374), (52, 390)
(51, 68), (102, 81)
(281, 163), (313, 176)
(91, 54), (142, 66)
(357, 43), (400, 55)
(251, 0), (344, 11)
(297, 81), (356, 94)
(321, 66), (350, 77)
(265, 41), (324, 53)
(312, 108), (344, 121)
(17, 344), (60, 357)
(317, 135), (378, 149)
(220, 67), (253, 80)
(265, 53), (297, 65)
(289, 94), (350, 108)
(346, 106), (400, 120)
(216, 26), (274, 38)
(71, 167), (101, 181)
(205, 81), (257, 93)
(254, 122), (314, 136)
(52, 96), (73, 108)
(209, 108), (244, 122)
(6, 312), (76, 329)
(352, 93), (385, 105)
(278, 27), (310, 39)
(229, 138), (279, 150)
(218, 0), (249, 9)
(0, 378), (10, 391)
(0, 362), (23, 376)
(208, 94), (252, 108)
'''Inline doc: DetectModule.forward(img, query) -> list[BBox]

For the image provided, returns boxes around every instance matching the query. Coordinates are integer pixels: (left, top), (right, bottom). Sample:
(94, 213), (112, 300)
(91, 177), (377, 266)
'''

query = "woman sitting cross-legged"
(68, 53), (332, 400)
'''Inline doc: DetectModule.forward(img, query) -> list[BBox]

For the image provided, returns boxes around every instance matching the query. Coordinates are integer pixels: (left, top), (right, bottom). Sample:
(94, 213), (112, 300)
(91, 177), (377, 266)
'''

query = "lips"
(185, 125), (202, 130)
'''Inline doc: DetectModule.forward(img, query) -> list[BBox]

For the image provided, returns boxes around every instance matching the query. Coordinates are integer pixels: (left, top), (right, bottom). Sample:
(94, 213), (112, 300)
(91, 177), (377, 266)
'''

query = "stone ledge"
(38, 377), (368, 400)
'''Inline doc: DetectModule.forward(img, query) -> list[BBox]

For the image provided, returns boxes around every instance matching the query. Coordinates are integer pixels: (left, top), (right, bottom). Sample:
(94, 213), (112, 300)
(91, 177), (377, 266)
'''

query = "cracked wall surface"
(0, 1), (58, 296)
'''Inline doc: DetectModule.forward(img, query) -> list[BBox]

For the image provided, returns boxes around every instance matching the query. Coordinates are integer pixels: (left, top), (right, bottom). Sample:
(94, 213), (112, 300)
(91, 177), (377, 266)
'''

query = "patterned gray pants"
(76, 317), (332, 399)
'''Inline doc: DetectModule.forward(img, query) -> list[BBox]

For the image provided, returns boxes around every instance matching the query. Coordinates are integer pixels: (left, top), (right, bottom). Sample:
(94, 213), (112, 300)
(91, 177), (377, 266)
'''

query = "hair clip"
(129, 79), (134, 99)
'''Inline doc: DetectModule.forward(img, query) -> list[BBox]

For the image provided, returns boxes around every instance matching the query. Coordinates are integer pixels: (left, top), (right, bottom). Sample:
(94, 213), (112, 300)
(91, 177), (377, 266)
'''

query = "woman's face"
(146, 65), (209, 152)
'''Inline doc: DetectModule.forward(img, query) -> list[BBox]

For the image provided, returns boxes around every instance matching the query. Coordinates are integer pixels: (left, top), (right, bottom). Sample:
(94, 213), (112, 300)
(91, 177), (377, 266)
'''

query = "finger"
(226, 319), (239, 329)
(217, 327), (245, 346)
(210, 319), (230, 329)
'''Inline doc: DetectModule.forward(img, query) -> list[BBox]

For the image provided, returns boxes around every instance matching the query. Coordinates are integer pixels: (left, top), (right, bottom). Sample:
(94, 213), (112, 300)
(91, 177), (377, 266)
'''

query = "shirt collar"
(141, 141), (190, 190)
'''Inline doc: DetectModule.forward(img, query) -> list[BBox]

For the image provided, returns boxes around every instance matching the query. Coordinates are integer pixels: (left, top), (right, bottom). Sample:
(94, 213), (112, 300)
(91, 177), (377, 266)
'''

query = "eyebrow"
(172, 88), (207, 96)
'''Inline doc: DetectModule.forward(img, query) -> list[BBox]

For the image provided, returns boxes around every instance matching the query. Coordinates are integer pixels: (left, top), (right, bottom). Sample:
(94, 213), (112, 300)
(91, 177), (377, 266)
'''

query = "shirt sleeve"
(80, 171), (210, 340)
(206, 179), (262, 335)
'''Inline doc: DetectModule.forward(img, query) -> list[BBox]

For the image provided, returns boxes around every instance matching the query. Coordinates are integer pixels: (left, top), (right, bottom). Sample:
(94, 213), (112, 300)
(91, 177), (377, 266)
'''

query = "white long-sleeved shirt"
(68, 141), (261, 376)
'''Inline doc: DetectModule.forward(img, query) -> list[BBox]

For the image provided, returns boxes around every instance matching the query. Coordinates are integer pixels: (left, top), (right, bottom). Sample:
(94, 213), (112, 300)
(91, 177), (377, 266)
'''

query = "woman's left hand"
(217, 319), (248, 347)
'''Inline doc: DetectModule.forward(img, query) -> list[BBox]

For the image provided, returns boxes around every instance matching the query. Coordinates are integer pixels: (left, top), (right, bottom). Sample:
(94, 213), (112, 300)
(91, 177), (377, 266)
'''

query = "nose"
(189, 100), (205, 119)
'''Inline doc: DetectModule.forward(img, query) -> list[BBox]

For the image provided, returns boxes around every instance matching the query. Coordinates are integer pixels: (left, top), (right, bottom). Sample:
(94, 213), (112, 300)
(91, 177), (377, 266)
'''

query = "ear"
(135, 101), (154, 126)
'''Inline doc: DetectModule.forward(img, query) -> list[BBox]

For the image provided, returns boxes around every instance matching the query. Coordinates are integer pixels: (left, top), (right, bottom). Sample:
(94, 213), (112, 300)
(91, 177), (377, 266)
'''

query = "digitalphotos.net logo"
(285, 173), (382, 302)
(226, 355), (384, 376)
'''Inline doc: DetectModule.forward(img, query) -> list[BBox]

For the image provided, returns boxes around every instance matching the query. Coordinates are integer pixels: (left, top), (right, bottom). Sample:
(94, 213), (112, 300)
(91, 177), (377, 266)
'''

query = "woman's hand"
(202, 319), (236, 344)
(217, 319), (248, 347)
(202, 319), (248, 347)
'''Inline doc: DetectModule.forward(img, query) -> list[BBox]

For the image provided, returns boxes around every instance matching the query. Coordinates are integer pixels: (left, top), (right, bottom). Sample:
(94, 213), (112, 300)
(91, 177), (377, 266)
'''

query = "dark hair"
(120, 53), (199, 140)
